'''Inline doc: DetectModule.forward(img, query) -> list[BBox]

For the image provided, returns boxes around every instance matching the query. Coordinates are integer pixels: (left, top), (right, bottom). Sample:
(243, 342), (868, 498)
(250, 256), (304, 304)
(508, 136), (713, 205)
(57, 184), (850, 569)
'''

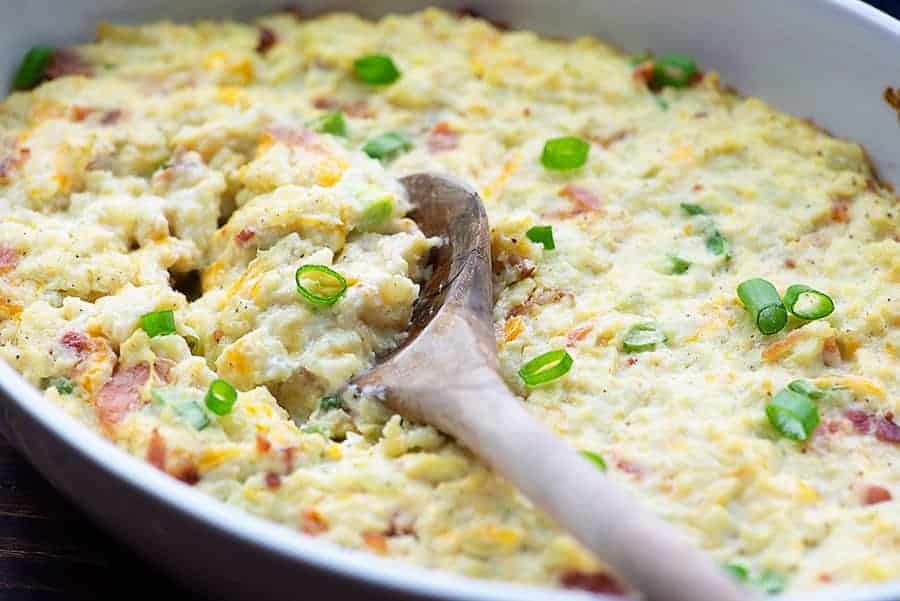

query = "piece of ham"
(862, 485), (892, 506)
(0, 245), (19, 274)
(256, 26), (278, 54)
(95, 363), (150, 426)
(560, 570), (626, 596)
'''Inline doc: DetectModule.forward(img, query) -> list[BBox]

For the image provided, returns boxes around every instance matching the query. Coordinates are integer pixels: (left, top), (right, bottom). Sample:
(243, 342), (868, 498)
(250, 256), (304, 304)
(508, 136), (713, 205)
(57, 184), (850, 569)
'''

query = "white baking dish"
(0, 1), (898, 600)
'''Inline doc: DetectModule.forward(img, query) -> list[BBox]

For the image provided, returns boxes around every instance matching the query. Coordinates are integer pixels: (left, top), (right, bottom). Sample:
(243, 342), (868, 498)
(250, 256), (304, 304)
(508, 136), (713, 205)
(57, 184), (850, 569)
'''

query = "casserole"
(0, 1), (898, 600)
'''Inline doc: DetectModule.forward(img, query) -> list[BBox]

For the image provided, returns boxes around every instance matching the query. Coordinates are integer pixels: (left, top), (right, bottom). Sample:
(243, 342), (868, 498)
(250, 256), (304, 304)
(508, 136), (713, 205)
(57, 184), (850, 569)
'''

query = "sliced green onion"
(723, 564), (749, 582)
(622, 322), (667, 352)
(353, 54), (400, 85)
(680, 202), (705, 216)
(652, 54), (697, 88)
(150, 387), (178, 405)
(766, 388), (820, 441)
(319, 394), (342, 412)
(357, 197), (394, 232)
(49, 377), (73, 394)
(13, 46), (53, 91)
(787, 379), (826, 400)
(580, 450), (607, 471)
(184, 334), (202, 355)
(140, 309), (176, 338)
(526, 225), (555, 250)
(205, 379), (237, 416)
(518, 349), (573, 386)
(363, 132), (412, 161)
(540, 136), (590, 171)
(653, 95), (670, 111)
(736, 278), (787, 335)
(782, 284), (834, 320)
(756, 571), (786, 595)
(705, 229), (731, 258)
(667, 255), (691, 274)
(175, 400), (209, 430)
(312, 111), (346, 137)
(295, 264), (348, 307)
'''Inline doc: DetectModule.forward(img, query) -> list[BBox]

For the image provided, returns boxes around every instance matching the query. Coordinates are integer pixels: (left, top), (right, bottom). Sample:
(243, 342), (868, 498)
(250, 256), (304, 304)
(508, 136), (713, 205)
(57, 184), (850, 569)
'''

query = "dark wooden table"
(0, 435), (199, 601)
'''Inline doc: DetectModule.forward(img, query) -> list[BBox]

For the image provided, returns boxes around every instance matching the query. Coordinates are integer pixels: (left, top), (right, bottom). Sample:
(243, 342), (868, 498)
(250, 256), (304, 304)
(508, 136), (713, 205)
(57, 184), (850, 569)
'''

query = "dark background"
(1, 2), (898, 600)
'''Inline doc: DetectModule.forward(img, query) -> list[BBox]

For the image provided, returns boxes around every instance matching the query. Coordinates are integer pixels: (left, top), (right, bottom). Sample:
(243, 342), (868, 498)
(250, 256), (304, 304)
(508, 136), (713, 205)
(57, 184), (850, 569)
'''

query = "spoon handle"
(360, 315), (751, 601)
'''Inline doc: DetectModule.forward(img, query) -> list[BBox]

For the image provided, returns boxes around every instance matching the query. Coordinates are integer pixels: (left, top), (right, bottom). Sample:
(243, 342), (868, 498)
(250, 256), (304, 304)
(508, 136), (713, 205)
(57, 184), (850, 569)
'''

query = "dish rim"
(0, 1), (899, 600)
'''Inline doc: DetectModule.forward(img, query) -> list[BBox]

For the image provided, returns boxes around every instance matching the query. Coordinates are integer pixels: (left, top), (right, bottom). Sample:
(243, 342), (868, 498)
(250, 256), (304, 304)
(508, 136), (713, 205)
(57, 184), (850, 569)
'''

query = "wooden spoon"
(351, 174), (752, 601)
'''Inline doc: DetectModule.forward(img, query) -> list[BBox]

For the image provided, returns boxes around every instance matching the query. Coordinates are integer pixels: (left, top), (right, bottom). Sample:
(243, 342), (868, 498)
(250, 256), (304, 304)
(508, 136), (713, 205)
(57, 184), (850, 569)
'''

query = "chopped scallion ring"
(526, 225), (555, 250)
(353, 54), (401, 85)
(622, 322), (667, 352)
(13, 46), (53, 91)
(312, 111), (346, 136)
(787, 379), (826, 400)
(667, 255), (691, 274)
(540, 136), (590, 171)
(176, 400), (210, 430)
(357, 197), (394, 232)
(140, 309), (176, 338)
(782, 284), (834, 320)
(183, 334), (202, 356)
(705, 229), (730, 258)
(518, 349), (573, 386)
(756, 571), (786, 595)
(319, 394), (343, 412)
(723, 564), (749, 582)
(680, 202), (705, 216)
(580, 450), (607, 471)
(651, 54), (697, 88)
(205, 379), (237, 416)
(49, 377), (73, 394)
(295, 264), (348, 307)
(736, 278), (787, 335)
(363, 132), (412, 160)
(766, 388), (820, 441)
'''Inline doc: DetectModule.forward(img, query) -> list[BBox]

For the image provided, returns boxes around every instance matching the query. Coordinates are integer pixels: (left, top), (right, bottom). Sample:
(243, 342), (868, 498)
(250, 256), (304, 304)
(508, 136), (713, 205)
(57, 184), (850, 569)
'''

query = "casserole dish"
(0, 1), (898, 600)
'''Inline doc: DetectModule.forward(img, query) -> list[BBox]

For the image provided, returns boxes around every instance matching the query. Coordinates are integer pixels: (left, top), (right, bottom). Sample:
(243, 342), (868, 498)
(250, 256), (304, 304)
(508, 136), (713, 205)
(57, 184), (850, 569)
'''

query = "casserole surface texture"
(0, 8), (898, 595)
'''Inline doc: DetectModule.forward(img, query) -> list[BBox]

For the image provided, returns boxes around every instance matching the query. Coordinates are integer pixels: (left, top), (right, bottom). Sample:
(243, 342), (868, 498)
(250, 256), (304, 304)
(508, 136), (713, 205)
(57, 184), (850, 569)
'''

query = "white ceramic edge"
(0, 0), (898, 600)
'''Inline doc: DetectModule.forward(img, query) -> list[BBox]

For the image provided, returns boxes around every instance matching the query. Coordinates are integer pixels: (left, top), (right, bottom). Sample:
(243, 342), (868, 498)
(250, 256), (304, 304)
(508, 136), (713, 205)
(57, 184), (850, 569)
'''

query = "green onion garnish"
(705, 229), (730, 258)
(319, 394), (342, 412)
(540, 136), (590, 171)
(622, 322), (667, 352)
(205, 379), (237, 416)
(13, 46), (53, 91)
(140, 309), (177, 338)
(184, 334), (202, 355)
(312, 111), (346, 137)
(580, 450), (607, 471)
(756, 571), (786, 595)
(667, 255), (691, 274)
(680, 203), (705, 216)
(518, 349), (573, 387)
(723, 564), (749, 582)
(653, 95), (670, 111)
(787, 379), (826, 400)
(651, 54), (697, 88)
(766, 387), (820, 441)
(526, 225), (555, 250)
(736, 278), (787, 335)
(49, 377), (74, 394)
(353, 54), (401, 85)
(357, 197), (394, 232)
(176, 400), (210, 430)
(295, 264), (348, 307)
(782, 284), (834, 320)
(363, 132), (412, 161)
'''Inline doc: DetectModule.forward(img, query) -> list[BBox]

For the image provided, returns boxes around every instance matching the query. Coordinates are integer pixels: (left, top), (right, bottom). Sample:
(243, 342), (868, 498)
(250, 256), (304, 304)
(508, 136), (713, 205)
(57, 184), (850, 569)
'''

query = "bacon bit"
(522, 107), (532, 117)
(0, 147), (31, 183)
(300, 507), (329, 535)
(71, 105), (93, 122)
(830, 195), (851, 223)
(235, 227), (256, 244)
(265, 472), (282, 489)
(361, 531), (388, 554)
(282, 446), (298, 472)
(313, 97), (339, 110)
(875, 414), (900, 444)
(560, 570), (626, 596)
(0, 245), (19, 274)
(100, 109), (123, 125)
(342, 100), (373, 119)
(824, 419), (842, 435)
(549, 185), (604, 219)
(95, 363), (150, 426)
(818, 573), (833, 583)
(146, 429), (167, 471)
(822, 337), (841, 367)
(591, 129), (632, 149)
(626, 356), (638, 366)
(566, 323), (594, 346)
(60, 331), (90, 355)
(45, 48), (92, 80)
(256, 27), (278, 54)
(256, 434), (272, 454)
(494, 254), (536, 284)
(426, 122), (460, 154)
(784, 258), (797, 269)
(632, 61), (656, 89)
(692, 183), (704, 192)
(862, 485), (892, 506)
(845, 409), (874, 434)
(170, 461), (200, 485)
(384, 512), (416, 537)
